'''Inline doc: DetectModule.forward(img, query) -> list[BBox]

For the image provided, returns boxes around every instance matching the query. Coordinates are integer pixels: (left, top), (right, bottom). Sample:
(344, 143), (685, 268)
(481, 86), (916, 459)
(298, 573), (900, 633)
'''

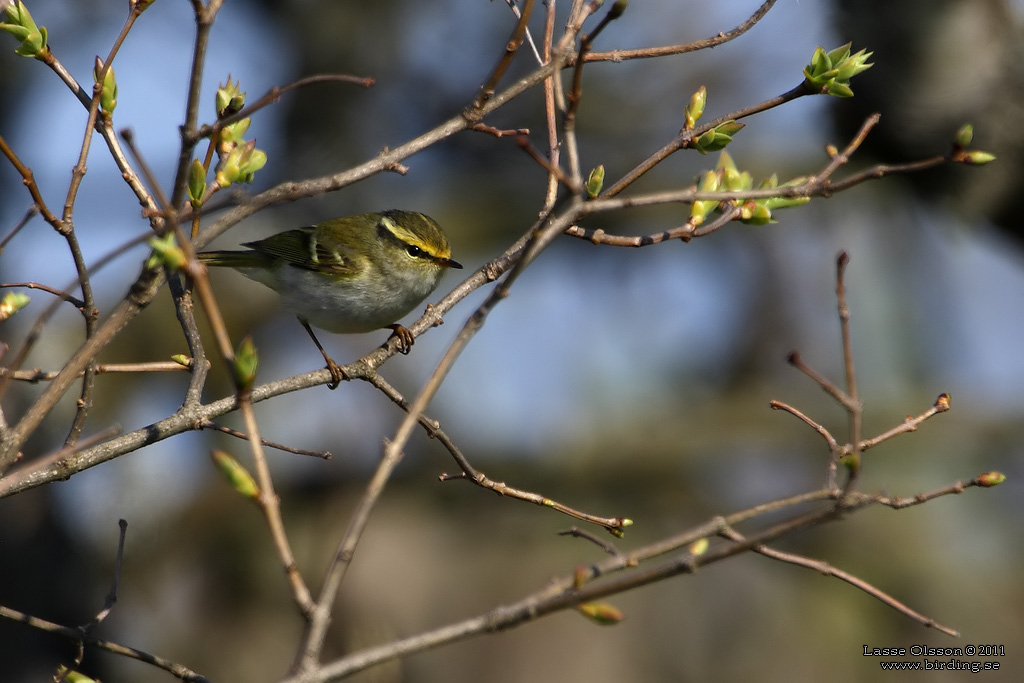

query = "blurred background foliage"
(0, 0), (1021, 681)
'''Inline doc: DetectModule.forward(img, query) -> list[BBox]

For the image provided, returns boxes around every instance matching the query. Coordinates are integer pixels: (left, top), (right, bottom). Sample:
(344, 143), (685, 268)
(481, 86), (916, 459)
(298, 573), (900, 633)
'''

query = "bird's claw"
(386, 324), (415, 354)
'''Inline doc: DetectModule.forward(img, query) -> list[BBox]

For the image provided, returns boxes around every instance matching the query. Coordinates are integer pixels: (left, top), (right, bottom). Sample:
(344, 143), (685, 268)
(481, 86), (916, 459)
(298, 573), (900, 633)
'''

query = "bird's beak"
(437, 256), (463, 269)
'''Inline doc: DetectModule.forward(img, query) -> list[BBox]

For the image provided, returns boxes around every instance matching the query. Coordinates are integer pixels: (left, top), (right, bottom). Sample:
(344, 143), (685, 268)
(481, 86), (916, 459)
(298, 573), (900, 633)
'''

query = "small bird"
(199, 210), (462, 388)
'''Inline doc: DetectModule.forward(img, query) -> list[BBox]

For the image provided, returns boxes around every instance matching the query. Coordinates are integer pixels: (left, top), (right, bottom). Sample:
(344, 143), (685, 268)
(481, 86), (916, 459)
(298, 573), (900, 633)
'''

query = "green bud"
(93, 57), (118, 118)
(959, 149), (996, 165)
(840, 451), (861, 476)
(689, 537), (709, 556)
(715, 150), (738, 176)
(578, 602), (625, 625)
(763, 177), (810, 211)
(694, 128), (718, 154)
(806, 46), (830, 76)
(728, 169), (754, 192)
(171, 354), (192, 368)
(607, 517), (632, 537)
(695, 121), (744, 154)
(55, 667), (99, 683)
(763, 194), (810, 211)
(740, 201), (773, 225)
(233, 335), (259, 390)
(976, 471), (1006, 488)
(954, 123), (974, 148)
(690, 170), (721, 225)
(573, 565), (588, 590)
(696, 169), (720, 192)
(714, 120), (745, 138)
(717, 153), (751, 192)
(216, 140), (267, 187)
(684, 85), (706, 130)
(210, 450), (260, 499)
(0, 292), (31, 321)
(826, 81), (855, 98)
(803, 43), (872, 96)
(220, 117), (251, 146)
(608, 0), (627, 19)
(826, 42), (852, 66)
(237, 150), (267, 184)
(1, 0), (48, 58)
(585, 164), (605, 198)
(187, 158), (207, 205)
(839, 48), (874, 80)
(216, 76), (245, 118)
(145, 233), (186, 271)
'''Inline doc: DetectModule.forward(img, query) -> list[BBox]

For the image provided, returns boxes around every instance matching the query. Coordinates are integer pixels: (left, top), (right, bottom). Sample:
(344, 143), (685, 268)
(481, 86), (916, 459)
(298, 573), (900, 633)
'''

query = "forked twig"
(0, 604), (211, 683)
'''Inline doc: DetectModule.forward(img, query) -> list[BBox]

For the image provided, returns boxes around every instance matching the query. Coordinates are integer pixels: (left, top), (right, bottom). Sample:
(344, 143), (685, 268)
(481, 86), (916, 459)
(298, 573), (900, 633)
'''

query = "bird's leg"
(299, 319), (346, 389)
(385, 324), (415, 354)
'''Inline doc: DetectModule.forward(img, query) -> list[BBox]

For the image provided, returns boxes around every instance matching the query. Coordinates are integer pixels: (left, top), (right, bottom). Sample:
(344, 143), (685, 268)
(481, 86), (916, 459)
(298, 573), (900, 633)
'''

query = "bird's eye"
(406, 244), (424, 258)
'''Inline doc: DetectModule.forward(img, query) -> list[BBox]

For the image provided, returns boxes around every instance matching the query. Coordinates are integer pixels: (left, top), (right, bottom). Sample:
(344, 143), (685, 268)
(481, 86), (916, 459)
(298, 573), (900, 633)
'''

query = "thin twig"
(517, 134), (572, 187)
(0, 224), (154, 469)
(279, 504), (833, 682)
(558, 527), (624, 557)
(281, 463), (992, 682)
(858, 393), (951, 453)
(0, 205), (38, 250)
(83, 519), (128, 630)
(835, 251), (863, 491)
(0, 604), (212, 683)
(541, 0), (562, 210)
(1, 281), (87, 310)
(291, 434), (408, 674)
(601, 83), (809, 199)
(469, 0), (536, 113)
(769, 399), (841, 454)
(202, 421), (332, 459)
(360, 369), (627, 533)
(470, 123), (530, 138)
(585, 0), (779, 63)
(238, 394), (314, 615)
(719, 525), (959, 637)
(786, 350), (852, 408)
(439, 471), (631, 535)
(0, 361), (190, 383)
(500, 0), (543, 65)
(0, 134), (62, 229)
(193, 74), (375, 143)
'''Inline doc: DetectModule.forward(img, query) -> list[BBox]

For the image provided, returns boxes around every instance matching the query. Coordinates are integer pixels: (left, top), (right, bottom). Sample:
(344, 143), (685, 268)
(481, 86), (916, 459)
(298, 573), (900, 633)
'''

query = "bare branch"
(720, 526), (959, 637)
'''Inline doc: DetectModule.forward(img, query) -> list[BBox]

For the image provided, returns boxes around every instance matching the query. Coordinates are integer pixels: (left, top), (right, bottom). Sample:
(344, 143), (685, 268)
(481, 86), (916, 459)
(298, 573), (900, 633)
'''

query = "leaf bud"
(578, 602), (625, 625)
(210, 449), (260, 499)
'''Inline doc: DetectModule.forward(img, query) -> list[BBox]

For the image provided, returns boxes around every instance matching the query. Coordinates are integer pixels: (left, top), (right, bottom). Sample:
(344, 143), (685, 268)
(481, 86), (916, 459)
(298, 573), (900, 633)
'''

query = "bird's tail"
(196, 250), (273, 269)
